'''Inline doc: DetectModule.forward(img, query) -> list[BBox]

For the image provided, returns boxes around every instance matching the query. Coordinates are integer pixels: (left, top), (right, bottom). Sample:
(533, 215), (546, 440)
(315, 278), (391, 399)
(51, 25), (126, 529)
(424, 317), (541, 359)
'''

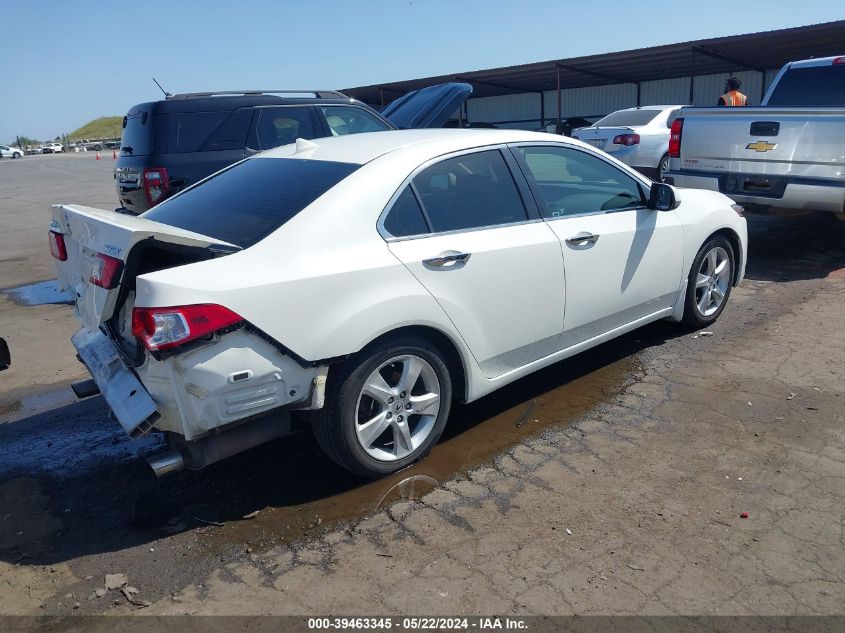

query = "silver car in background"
(572, 105), (684, 182)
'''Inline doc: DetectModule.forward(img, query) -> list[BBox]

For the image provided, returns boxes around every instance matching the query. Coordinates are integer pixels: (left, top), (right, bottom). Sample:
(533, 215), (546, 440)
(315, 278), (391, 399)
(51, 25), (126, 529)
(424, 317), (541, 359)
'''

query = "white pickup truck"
(666, 55), (845, 217)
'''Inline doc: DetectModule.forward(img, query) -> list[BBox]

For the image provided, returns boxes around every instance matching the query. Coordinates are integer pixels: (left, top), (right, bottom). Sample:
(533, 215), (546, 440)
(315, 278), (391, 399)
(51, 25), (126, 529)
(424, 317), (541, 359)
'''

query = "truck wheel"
(657, 154), (670, 182)
(682, 236), (735, 328)
(313, 335), (452, 478)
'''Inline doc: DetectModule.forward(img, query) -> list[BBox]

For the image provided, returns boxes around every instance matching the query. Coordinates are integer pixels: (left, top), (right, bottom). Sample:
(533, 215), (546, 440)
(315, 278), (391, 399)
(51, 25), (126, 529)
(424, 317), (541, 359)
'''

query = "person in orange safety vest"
(718, 77), (749, 106)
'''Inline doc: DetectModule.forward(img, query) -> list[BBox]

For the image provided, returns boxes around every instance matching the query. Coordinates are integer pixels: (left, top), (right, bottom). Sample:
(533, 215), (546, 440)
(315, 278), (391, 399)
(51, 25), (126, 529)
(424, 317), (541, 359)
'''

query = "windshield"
(593, 109), (661, 128)
(142, 157), (359, 248)
(767, 64), (845, 106)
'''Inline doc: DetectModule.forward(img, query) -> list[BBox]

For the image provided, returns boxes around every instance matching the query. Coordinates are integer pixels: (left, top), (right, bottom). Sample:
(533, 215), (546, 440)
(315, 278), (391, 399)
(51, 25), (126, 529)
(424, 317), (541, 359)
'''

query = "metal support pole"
(379, 88), (384, 109)
(539, 92), (545, 127)
(556, 65), (562, 126)
(636, 82), (641, 107)
(689, 49), (696, 104)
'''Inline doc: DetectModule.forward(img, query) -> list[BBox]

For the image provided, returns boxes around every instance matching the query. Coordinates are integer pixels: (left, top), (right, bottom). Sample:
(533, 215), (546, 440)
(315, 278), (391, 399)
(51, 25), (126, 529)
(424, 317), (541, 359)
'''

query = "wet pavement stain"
(159, 347), (640, 556)
(2, 279), (72, 306)
(0, 384), (77, 425)
(0, 328), (645, 576)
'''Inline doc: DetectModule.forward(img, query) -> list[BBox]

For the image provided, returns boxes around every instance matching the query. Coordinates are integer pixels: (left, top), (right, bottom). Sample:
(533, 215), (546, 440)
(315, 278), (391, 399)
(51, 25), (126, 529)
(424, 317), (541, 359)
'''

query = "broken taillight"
(89, 253), (124, 289)
(131, 304), (244, 352)
(48, 230), (68, 261)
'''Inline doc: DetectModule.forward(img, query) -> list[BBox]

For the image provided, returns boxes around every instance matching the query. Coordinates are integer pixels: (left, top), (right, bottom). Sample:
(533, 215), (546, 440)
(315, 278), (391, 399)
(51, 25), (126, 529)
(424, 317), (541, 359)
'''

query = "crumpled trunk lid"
(51, 204), (237, 333)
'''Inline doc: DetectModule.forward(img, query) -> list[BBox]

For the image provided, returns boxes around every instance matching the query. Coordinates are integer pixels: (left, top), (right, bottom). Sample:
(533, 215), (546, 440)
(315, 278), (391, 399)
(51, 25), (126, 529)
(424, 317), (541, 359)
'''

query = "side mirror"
(0, 338), (10, 371)
(648, 182), (680, 211)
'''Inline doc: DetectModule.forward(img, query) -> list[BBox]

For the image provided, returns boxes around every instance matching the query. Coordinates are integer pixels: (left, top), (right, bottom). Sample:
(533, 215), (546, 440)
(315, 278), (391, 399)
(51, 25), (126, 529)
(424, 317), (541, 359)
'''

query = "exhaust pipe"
(71, 378), (100, 399)
(147, 451), (184, 477)
(146, 411), (291, 477)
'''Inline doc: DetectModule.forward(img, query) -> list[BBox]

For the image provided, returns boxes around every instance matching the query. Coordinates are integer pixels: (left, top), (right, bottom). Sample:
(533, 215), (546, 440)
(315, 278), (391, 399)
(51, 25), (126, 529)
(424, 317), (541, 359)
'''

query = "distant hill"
(69, 116), (123, 141)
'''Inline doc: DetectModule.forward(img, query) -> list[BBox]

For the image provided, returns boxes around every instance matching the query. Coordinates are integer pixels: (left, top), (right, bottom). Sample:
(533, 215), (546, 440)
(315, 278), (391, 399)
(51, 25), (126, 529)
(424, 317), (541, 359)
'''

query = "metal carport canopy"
(344, 20), (845, 104)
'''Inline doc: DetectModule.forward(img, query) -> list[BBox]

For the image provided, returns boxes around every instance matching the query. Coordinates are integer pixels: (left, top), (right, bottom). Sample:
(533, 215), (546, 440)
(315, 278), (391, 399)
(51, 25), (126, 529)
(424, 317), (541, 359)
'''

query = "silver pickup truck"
(666, 55), (845, 217)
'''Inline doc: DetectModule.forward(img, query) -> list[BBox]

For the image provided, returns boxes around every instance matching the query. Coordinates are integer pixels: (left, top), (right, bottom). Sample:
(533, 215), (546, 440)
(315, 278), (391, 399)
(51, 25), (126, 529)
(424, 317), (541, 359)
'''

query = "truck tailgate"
(678, 108), (845, 179)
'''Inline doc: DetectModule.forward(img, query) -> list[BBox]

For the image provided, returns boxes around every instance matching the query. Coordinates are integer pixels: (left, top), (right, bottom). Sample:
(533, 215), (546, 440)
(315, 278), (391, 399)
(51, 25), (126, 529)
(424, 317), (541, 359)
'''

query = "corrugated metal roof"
(345, 21), (845, 105)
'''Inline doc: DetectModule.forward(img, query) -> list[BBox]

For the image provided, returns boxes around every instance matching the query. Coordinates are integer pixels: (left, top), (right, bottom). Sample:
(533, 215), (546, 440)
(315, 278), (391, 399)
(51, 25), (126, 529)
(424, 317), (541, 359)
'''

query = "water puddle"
(3, 279), (72, 306)
(0, 329), (648, 569)
(169, 346), (640, 552)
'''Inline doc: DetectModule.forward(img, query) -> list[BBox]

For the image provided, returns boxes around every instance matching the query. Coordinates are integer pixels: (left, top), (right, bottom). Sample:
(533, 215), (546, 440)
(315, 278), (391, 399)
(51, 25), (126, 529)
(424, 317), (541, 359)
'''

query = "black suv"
(114, 84), (471, 214)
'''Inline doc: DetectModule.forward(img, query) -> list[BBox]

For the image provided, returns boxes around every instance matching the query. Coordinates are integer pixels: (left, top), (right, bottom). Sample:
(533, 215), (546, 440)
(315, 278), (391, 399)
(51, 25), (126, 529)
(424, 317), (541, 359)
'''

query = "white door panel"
(545, 208), (684, 342)
(388, 222), (565, 378)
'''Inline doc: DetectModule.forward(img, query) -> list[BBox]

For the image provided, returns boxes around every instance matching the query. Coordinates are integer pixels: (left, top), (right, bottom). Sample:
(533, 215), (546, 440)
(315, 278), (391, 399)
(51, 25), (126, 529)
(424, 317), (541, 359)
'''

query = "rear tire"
(657, 154), (670, 183)
(313, 335), (452, 478)
(681, 235), (735, 328)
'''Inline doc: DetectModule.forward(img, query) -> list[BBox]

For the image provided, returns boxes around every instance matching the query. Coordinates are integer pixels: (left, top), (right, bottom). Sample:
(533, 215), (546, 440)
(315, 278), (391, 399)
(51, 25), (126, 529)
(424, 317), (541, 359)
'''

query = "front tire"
(682, 235), (735, 328)
(12, 152), (21, 159)
(313, 335), (452, 478)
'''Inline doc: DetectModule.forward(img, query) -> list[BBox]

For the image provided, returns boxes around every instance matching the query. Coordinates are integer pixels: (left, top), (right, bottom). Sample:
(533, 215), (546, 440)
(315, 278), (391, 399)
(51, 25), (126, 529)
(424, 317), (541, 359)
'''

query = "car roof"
(134, 95), (367, 114)
(786, 55), (844, 68)
(613, 104), (685, 112)
(255, 128), (569, 165)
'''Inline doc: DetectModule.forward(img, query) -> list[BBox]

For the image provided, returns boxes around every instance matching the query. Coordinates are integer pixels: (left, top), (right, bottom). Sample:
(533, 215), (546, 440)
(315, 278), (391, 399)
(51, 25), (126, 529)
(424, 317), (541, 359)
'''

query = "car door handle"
(565, 232), (600, 245)
(423, 251), (472, 267)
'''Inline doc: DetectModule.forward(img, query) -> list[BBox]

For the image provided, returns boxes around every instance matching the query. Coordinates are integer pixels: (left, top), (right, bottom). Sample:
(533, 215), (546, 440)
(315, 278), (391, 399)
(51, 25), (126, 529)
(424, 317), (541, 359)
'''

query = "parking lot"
(0, 151), (843, 616)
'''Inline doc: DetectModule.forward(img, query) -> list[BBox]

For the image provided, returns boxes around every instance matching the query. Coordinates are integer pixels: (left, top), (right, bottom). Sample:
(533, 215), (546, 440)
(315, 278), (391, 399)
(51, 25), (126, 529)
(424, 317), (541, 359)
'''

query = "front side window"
(515, 145), (644, 217)
(248, 107), (315, 150)
(412, 150), (528, 233)
(320, 106), (390, 136)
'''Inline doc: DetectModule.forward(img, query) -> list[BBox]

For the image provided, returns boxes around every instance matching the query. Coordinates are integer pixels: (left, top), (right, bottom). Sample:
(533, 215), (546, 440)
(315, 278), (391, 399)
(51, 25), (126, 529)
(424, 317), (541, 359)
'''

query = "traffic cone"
(112, 150), (117, 160)
(95, 151), (100, 160)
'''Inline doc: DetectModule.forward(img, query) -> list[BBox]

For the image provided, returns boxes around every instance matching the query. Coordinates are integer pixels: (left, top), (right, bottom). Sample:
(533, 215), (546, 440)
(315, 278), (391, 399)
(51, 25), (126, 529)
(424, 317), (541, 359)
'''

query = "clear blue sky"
(1, 0), (842, 142)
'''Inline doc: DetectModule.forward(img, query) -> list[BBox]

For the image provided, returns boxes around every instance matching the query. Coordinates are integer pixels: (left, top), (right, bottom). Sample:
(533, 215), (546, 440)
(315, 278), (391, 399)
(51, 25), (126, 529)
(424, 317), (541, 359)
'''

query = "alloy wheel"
(694, 246), (731, 317)
(354, 354), (441, 462)
(658, 157), (669, 182)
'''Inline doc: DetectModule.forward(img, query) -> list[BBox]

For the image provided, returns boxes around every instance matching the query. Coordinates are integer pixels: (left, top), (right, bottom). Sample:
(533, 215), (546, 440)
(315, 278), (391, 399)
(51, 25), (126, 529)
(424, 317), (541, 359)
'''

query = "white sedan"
(0, 145), (23, 159)
(50, 129), (746, 478)
(572, 105), (684, 182)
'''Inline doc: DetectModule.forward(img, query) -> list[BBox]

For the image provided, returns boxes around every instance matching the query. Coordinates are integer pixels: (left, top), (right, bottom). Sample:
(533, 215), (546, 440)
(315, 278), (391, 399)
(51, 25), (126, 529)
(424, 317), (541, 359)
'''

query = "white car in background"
(50, 129), (746, 479)
(572, 105), (684, 182)
(41, 142), (64, 154)
(0, 145), (23, 159)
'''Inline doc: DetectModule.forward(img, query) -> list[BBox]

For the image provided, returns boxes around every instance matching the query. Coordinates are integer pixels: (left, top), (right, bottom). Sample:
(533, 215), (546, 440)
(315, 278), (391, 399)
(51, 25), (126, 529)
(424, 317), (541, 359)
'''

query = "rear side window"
(383, 187), (429, 238)
(154, 111), (230, 153)
(321, 106), (391, 135)
(766, 64), (845, 106)
(593, 109), (660, 127)
(142, 158), (359, 248)
(412, 150), (527, 233)
(247, 107), (316, 150)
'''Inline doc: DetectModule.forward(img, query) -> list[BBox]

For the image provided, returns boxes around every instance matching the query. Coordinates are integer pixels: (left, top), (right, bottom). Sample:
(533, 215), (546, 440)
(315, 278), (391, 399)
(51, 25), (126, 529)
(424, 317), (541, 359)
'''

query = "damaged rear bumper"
(73, 326), (328, 443)
(72, 328), (160, 437)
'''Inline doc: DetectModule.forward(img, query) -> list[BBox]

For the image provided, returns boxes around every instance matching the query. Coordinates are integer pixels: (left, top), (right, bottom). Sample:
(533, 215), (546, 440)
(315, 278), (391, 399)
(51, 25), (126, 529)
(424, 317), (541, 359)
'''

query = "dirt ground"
(0, 154), (844, 618)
